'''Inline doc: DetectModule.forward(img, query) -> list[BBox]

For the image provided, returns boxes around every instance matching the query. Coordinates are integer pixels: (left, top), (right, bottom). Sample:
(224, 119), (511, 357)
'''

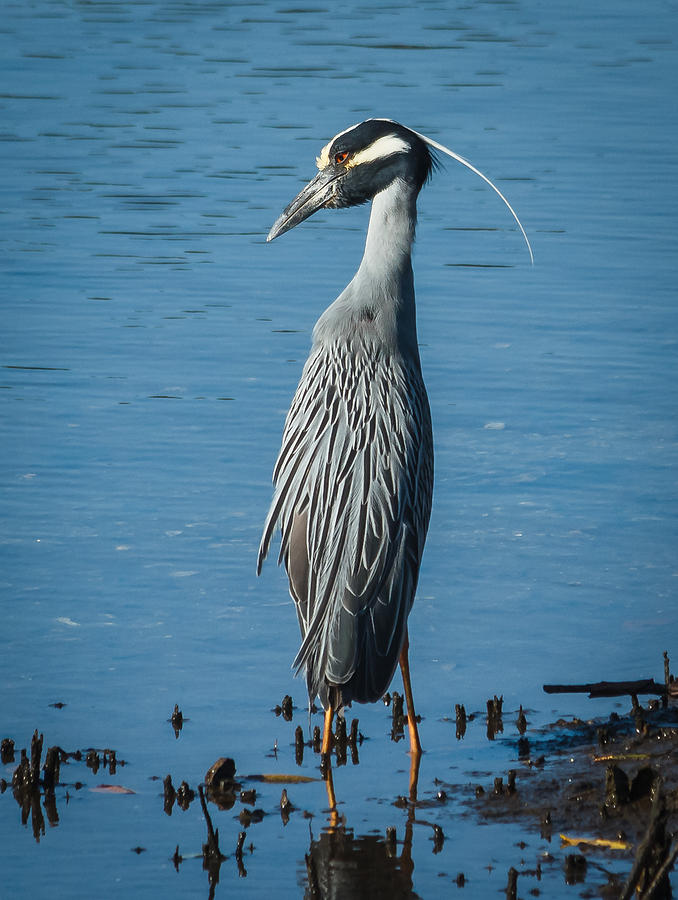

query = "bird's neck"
(358, 178), (418, 290)
(313, 178), (423, 360)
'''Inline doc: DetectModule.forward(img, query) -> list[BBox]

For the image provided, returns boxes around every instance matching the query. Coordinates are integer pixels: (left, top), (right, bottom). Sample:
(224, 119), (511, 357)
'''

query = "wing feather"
(258, 335), (433, 705)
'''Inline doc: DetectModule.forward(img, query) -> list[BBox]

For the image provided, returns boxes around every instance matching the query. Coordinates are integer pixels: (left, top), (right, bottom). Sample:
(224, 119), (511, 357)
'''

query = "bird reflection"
(304, 822), (418, 900)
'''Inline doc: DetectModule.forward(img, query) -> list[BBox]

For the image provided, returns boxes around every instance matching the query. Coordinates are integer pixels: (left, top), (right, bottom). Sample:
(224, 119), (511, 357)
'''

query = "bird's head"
(267, 119), (434, 242)
(267, 117), (533, 264)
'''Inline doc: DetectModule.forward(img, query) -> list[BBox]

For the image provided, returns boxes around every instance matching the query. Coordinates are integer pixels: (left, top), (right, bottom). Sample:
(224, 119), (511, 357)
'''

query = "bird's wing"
(258, 339), (433, 701)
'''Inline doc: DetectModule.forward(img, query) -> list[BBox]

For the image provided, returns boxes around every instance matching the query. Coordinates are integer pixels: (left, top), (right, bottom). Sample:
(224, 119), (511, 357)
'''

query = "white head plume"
(404, 123), (534, 265)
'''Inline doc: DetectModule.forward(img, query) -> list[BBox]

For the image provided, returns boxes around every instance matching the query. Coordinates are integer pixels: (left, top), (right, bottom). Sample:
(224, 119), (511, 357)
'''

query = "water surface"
(1, 0), (676, 896)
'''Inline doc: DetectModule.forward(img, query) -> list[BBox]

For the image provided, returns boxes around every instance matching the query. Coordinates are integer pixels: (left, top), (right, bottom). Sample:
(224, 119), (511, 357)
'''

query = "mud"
(449, 697), (678, 897)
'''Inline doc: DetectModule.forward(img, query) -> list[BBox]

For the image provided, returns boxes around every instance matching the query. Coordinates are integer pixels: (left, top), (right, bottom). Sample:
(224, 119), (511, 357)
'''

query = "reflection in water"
(455, 702), (467, 739)
(5, 709), (675, 898)
(7, 731), (124, 844)
(169, 703), (184, 739)
(304, 823), (417, 900)
(486, 694), (504, 740)
(197, 784), (228, 899)
(311, 734), (423, 898)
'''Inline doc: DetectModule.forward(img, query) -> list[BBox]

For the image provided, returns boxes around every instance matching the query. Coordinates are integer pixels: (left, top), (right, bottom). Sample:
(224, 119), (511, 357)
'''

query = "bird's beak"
(267, 167), (340, 242)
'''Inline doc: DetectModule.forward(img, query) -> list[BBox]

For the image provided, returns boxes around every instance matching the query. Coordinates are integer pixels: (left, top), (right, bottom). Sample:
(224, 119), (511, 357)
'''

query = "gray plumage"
(258, 120), (434, 711)
(257, 118), (531, 713)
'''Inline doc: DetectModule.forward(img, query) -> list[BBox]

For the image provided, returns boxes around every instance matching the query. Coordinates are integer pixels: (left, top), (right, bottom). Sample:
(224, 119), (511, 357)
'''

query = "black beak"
(267, 167), (341, 242)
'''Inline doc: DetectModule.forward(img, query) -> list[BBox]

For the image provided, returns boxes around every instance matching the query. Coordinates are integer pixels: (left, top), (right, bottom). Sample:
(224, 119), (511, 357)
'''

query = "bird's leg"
(320, 705), (337, 813)
(399, 629), (422, 757)
(399, 631), (422, 801)
(321, 705), (334, 755)
(407, 748), (421, 803)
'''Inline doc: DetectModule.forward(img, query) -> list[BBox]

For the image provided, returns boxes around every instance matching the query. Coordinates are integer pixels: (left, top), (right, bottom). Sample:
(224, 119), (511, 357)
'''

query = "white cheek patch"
(316, 141), (332, 170)
(347, 135), (410, 168)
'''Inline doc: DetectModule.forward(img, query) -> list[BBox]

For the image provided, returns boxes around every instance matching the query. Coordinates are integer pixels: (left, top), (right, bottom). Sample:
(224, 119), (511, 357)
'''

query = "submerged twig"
(198, 784), (225, 898)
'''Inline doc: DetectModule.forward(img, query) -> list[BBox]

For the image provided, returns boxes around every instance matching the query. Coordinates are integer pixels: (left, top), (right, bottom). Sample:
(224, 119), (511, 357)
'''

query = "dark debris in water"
(204, 757), (238, 811)
(1, 738), (15, 765)
(3, 730), (126, 842)
(169, 703), (184, 738)
(273, 694), (294, 721)
(2, 655), (677, 897)
(486, 694), (504, 741)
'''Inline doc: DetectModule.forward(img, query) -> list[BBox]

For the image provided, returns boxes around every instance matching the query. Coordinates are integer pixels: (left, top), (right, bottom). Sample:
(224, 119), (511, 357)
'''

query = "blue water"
(1, 1), (676, 896)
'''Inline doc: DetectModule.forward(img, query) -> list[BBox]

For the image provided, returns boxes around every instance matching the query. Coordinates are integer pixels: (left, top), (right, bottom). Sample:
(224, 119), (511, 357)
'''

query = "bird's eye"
(334, 151), (350, 165)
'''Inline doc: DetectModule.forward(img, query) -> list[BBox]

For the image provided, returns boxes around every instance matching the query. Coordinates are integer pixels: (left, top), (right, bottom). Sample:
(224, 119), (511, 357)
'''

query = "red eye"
(334, 151), (350, 165)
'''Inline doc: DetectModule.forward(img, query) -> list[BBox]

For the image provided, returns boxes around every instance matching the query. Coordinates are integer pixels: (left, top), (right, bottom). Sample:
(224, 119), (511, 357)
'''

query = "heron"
(257, 118), (531, 805)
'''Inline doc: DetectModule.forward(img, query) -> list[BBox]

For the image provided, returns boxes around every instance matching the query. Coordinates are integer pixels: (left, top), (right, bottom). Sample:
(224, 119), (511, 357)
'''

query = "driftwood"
(543, 679), (669, 699)
(544, 652), (677, 701)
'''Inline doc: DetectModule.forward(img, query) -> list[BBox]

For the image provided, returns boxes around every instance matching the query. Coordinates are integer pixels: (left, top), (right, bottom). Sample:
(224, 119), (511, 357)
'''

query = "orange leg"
(399, 630), (422, 800)
(406, 748), (421, 803)
(321, 705), (334, 755)
(399, 629), (422, 757)
(320, 705), (337, 812)
(399, 629), (422, 756)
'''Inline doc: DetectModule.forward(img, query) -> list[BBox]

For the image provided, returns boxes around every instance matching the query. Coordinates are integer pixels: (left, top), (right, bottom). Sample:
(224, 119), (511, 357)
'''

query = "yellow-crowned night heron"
(257, 119), (531, 798)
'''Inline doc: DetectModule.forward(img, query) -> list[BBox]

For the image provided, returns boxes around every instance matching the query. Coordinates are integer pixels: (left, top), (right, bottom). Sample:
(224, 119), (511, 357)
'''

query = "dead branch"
(543, 679), (668, 699)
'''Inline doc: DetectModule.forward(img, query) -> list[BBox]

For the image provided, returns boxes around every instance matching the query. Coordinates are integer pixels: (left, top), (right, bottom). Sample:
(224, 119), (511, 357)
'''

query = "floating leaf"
(245, 773), (317, 784)
(92, 784), (135, 794)
(559, 833), (630, 851)
(593, 753), (649, 763)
